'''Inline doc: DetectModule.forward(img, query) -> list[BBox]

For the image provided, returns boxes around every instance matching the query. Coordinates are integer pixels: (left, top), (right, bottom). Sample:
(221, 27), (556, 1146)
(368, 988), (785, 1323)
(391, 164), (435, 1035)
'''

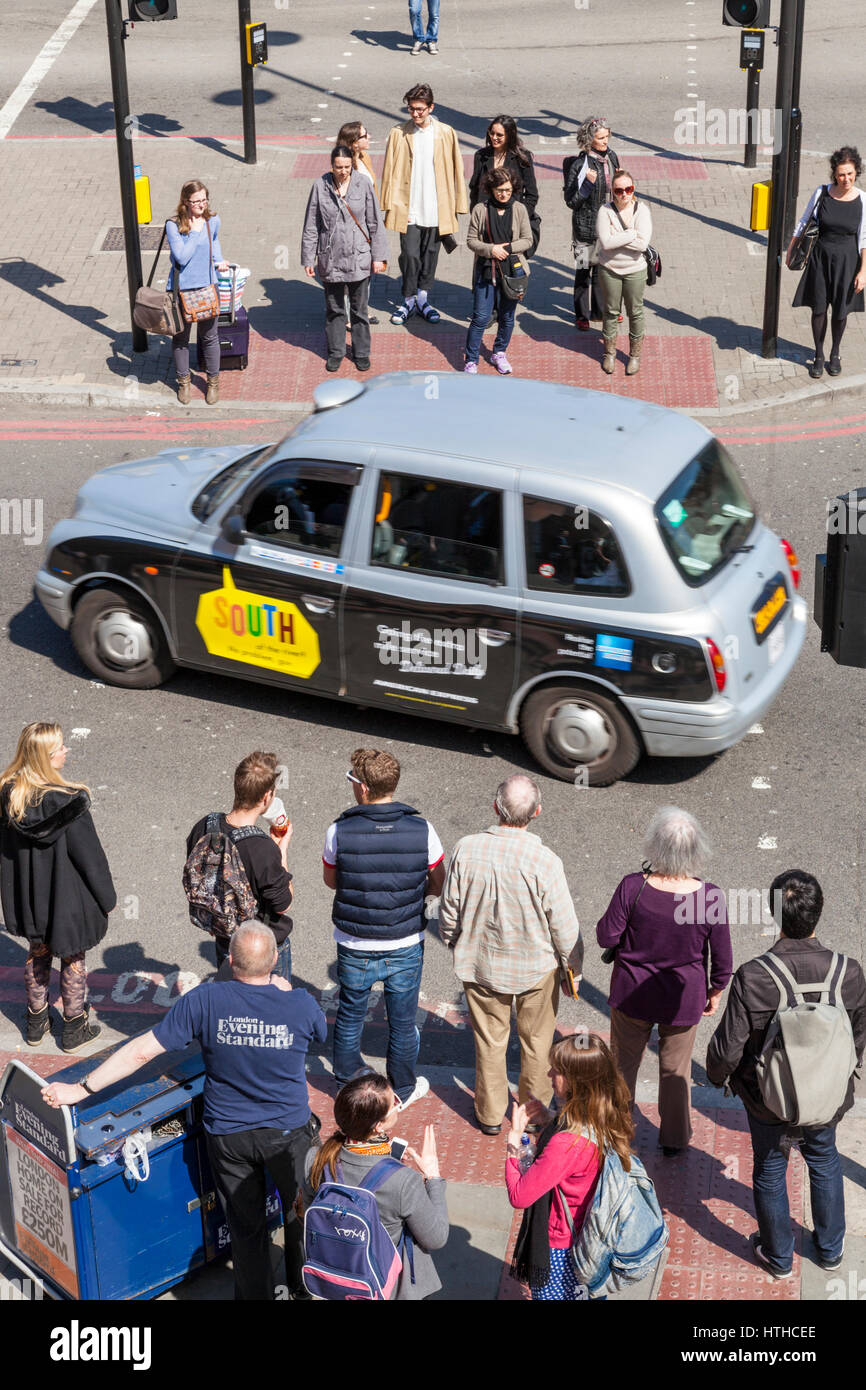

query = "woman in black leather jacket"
(563, 116), (620, 330)
(470, 115), (540, 255)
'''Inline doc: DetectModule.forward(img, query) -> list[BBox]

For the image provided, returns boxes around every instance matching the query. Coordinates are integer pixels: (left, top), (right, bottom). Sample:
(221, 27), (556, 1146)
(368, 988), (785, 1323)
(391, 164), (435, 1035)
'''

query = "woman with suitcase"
(166, 180), (230, 406)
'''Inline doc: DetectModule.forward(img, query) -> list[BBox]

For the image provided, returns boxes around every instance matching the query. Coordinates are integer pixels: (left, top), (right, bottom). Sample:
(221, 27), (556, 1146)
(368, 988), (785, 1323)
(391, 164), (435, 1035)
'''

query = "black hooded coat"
(0, 787), (116, 957)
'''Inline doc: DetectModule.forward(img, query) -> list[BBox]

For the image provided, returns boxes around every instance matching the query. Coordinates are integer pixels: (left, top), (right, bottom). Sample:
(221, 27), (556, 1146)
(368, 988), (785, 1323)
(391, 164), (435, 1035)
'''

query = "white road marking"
(751, 775), (772, 789)
(0, 0), (100, 140)
(757, 834), (778, 849)
(69, 727), (90, 740)
(747, 723), (764, 734)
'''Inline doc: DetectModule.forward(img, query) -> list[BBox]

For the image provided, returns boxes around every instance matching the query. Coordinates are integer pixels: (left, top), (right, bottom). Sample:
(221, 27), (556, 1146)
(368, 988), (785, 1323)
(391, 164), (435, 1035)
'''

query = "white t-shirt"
(408, 120), (438, 228)
(323, 818), (444, 951)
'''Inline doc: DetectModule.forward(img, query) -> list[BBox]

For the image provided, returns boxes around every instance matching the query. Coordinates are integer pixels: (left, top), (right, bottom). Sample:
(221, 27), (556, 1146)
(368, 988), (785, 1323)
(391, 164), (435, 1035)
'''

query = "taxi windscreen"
(655, 439), (756, 586)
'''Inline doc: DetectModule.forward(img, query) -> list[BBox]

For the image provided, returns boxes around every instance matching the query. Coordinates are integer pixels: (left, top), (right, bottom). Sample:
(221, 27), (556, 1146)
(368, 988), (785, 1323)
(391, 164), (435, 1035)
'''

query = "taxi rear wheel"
(70, 587), (176, 689)
(519, 683), (641, 786)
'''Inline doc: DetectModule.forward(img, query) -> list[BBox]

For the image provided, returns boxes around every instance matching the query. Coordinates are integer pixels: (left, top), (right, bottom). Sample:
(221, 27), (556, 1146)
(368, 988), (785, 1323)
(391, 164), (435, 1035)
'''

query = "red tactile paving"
(212, 330), (717, 410)
(289, 153), (707, 183)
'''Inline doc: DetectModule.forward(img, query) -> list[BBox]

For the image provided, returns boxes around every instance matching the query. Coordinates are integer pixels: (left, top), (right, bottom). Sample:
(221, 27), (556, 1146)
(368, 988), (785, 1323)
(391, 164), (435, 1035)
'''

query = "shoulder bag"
(338, 187), (389, 270)
(612, 199), (661, 286)
(788, 188), (826, 271)
(132, 227), (185, 336)
(600, 863), (651, 965)
(485, 205), (530, 301)
(178, 217), (220, 323)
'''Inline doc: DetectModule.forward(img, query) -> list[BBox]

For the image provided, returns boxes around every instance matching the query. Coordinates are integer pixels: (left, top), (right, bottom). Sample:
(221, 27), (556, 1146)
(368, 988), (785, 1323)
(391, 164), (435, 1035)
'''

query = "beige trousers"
(610, 1006), (698, 1150)
(464, 969), (560, 1128)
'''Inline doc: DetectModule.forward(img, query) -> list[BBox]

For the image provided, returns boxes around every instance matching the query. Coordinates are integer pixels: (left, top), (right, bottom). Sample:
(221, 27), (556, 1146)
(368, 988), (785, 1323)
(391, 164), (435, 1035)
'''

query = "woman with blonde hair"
(0, 723), (115, 1050)
(166, 179), (230, 406)
(506, 1032), (632, 1300)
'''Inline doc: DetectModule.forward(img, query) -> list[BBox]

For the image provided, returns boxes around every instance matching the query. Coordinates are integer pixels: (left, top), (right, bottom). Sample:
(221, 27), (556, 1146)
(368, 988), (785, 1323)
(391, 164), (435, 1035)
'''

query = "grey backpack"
(754, 952), (857, 1127)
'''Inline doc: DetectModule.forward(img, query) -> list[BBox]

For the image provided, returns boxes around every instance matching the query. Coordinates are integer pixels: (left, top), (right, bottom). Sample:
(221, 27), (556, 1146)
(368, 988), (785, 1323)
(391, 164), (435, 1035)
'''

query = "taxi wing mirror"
(221, 513), (245, 545)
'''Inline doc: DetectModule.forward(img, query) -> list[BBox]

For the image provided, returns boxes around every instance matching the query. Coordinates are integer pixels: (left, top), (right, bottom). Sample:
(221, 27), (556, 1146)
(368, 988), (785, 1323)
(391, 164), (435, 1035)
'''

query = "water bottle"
(518, 1133), (535, 1174)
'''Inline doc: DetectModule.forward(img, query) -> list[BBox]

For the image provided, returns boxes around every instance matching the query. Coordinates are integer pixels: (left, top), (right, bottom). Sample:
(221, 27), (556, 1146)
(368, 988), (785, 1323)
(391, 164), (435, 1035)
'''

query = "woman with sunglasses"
(166, 180), (230, 406)
(564, 117), (620, 331)
(595, 169), (652, 376)
(469, 115), (540, 255)
(336, 121), (381, 324)
(0, 723), (115, 1052)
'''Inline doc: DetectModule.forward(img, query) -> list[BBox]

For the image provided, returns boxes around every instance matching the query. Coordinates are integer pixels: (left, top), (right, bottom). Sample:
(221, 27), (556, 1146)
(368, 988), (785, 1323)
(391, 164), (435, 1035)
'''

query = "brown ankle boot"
(176, 375), (191, 405)
(626, 336), (643, 376)
(602, 339), (617, 374)
(206, 375), (220, 405)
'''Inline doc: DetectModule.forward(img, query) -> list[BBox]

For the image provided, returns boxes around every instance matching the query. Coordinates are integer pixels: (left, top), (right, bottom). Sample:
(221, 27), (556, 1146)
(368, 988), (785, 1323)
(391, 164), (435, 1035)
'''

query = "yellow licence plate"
(752, 582), (787, 639)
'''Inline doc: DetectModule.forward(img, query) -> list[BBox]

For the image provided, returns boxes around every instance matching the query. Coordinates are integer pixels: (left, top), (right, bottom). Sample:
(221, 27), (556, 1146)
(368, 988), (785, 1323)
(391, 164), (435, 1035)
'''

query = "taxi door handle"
(478, 629), (511, 646)
(302, 594), (335, 616)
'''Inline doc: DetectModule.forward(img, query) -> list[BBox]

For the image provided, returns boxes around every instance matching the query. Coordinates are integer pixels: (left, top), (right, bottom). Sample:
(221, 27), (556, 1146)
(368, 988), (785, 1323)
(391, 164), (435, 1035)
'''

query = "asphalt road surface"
(0, 398), (863, 1075)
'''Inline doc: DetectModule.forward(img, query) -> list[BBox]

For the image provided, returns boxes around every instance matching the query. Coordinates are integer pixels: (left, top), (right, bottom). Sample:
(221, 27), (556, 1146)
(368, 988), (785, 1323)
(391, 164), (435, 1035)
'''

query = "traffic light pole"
(238, 0), (256, 165)
(106, 0), (147, 353)
(784, 0), (807, 241)
(761, 0), (798, 359)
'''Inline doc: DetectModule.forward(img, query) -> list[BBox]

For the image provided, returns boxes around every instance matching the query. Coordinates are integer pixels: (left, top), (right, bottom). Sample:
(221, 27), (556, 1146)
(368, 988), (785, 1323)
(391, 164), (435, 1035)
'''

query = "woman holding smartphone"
(309, 1073), (448, 1299)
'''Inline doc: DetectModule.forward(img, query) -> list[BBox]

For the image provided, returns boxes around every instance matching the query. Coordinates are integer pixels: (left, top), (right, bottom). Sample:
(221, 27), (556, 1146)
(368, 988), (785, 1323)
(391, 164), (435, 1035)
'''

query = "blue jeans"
(747, 1112), (845, 1271)
(409, 0), (439, 41)
(333, 942), (424, 1102)
(215, 934), (292, 981)
(465, 271), (517, 364)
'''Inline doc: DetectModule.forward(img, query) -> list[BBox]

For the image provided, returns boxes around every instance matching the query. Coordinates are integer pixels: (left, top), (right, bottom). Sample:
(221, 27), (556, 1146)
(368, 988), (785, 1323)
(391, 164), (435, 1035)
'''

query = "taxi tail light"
(781, 538), (800, 588)
(705, 638), (726, 694)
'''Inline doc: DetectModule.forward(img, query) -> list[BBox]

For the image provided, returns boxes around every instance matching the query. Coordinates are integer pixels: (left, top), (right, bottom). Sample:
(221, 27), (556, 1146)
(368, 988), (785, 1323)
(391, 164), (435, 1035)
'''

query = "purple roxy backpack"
(302, 1158), (415, 1300)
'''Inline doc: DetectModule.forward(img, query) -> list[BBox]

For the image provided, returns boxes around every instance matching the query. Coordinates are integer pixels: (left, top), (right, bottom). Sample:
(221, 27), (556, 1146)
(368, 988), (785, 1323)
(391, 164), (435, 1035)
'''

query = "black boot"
(25, 1005), (51, 1047)
(60, 1005), (101, 1052)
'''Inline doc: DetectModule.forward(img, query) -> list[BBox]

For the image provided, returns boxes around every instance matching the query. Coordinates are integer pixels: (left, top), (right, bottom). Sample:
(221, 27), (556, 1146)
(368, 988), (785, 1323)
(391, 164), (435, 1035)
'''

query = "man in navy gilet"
(323, 748), (445, 1109)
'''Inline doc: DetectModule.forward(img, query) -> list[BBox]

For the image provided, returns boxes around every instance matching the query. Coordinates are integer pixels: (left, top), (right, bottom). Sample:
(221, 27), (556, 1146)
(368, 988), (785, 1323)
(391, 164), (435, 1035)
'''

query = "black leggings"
(811, 309), (847, 360)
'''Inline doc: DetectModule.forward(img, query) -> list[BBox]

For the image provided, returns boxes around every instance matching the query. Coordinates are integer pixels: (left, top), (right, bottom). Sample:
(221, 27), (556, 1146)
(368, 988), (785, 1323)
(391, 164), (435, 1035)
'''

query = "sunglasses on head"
(614, 184), (634, 195)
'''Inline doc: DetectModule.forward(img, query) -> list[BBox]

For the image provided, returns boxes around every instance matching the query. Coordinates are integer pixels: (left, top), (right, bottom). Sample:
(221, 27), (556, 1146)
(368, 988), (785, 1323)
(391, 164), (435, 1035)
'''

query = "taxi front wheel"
(520, 683), (641, 787)
(70, 586), (176, 689)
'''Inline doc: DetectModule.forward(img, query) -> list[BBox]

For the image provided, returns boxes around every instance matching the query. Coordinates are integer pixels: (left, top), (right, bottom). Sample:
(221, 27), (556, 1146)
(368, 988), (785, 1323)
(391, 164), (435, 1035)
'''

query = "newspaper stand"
(0, 1045), (280, 1299)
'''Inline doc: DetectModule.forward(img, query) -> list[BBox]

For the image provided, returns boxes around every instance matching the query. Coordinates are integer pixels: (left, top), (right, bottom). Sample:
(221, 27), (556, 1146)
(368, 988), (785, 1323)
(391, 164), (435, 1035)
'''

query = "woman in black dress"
(469, 115), (540, 255)
(789, 145), (866, 378)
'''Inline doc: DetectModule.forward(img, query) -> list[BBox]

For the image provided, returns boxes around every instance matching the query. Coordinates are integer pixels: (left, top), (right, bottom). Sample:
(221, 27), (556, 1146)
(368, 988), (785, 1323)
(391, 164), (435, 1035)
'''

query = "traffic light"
(128, 0), (177, 19)
(722, 0), (770, 24)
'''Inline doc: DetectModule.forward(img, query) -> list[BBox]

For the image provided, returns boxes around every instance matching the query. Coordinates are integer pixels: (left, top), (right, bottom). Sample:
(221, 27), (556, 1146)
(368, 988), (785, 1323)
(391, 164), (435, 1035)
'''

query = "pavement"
(2, 129), (866, 418)
(2, 979), (865, 1303)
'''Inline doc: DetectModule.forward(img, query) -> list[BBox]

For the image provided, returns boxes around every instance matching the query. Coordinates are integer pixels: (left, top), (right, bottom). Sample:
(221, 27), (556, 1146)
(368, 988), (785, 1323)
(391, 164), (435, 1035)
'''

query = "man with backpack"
(184, 751), (294, 978)
(706, 869), (866, 1279)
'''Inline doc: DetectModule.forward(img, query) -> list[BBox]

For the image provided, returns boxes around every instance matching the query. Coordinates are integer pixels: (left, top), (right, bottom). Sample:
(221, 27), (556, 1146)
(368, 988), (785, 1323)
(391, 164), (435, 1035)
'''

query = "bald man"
(438, 775), (583, 1135)
(44, 921), (326, 1300)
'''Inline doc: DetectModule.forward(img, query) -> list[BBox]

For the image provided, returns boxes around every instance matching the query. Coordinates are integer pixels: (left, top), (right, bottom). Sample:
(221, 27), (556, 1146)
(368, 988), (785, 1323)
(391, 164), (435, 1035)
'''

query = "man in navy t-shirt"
(43, 921), (327, 1301)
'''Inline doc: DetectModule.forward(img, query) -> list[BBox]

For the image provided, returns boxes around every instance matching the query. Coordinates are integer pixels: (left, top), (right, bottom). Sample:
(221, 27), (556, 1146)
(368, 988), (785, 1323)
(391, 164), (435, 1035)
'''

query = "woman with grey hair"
(596, 807), (732, 1156)
(563, 116), (620, 330)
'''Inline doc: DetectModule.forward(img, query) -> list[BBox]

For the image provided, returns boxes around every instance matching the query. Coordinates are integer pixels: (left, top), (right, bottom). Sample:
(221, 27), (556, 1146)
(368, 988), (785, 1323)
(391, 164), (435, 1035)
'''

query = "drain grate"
(101, 226), (164, 251)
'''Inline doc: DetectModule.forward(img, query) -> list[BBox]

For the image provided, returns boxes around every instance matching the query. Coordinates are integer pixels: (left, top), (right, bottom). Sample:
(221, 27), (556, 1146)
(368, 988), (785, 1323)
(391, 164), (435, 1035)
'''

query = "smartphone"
(390, 1137), (409, 1162)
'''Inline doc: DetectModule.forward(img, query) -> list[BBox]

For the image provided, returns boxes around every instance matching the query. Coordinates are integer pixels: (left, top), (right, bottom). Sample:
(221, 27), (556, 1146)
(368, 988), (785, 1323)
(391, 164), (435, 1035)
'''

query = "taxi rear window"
(523, 496), (630, 596)
(371, 474), (504, 584)
(655, 439), (756, 586)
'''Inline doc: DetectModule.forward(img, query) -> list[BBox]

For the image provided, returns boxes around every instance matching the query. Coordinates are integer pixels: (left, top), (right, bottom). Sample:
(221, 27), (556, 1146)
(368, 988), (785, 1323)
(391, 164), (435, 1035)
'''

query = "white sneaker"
(427, 40), (438, 54)
(398, 1076), (430, 1111)
(411, 40), (423, 54)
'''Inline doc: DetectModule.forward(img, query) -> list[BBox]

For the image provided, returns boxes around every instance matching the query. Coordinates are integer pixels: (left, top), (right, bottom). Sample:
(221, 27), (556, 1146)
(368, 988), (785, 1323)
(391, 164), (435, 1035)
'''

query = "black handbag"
(788, 189), (825, 271)
(600, 864), (652, 965)
(485, 206), (530, 301)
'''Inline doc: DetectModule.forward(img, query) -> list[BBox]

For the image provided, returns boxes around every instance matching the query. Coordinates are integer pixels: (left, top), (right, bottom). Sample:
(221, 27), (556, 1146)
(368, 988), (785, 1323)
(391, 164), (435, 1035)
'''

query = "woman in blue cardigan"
(166, 180), (230, 405)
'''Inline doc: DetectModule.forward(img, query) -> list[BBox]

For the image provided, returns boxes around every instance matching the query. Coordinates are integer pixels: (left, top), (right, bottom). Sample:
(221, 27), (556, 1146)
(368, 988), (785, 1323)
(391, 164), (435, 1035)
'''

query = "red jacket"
(505, 1131), (601, 1248)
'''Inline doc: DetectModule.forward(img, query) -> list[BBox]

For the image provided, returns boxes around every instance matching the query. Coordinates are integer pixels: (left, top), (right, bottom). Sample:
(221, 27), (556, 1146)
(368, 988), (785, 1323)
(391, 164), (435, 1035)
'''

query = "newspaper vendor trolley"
(0, 1046), (281, 1299)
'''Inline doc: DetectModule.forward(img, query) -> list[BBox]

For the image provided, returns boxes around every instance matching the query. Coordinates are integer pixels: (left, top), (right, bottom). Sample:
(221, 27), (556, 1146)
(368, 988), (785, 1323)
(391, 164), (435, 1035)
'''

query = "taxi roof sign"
(313, 380), (367, 412)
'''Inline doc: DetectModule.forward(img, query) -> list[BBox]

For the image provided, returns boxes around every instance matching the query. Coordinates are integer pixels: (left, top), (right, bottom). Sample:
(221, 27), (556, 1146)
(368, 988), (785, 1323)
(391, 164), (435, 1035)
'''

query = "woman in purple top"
(165, 180), (230, 406)
(596, 807), (732, 1156)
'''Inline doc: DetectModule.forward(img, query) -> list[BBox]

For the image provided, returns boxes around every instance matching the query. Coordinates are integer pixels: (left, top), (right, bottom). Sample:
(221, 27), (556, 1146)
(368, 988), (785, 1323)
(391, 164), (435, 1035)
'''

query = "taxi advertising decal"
(195, 567), (321, 678)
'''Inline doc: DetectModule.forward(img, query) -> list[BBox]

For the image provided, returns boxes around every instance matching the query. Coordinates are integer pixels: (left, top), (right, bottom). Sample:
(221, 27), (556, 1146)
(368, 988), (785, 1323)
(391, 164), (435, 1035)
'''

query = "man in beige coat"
(380, 82), (468, 326)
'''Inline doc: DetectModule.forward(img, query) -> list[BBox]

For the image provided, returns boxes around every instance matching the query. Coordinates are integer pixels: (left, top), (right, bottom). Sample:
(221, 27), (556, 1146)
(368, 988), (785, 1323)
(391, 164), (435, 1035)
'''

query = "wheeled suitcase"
(198, 266), (249, 370)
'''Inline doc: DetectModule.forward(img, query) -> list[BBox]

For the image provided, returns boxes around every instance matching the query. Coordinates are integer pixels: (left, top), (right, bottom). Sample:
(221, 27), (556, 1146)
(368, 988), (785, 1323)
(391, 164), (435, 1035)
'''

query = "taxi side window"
(371, 474), (504, 584)
(523, 496), (630, 596)
(244, 463), (358, 557)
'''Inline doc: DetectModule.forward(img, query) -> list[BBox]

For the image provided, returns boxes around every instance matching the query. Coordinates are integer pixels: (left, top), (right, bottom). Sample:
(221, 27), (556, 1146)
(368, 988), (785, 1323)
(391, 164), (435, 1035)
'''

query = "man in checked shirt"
(438, 774), (583, 1135)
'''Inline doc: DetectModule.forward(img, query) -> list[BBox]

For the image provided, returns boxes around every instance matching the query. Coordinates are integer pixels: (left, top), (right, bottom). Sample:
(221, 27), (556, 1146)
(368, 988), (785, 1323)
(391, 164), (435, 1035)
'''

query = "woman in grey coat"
(301, 144), (389, 373)
(307, 1073), (448, 1299)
